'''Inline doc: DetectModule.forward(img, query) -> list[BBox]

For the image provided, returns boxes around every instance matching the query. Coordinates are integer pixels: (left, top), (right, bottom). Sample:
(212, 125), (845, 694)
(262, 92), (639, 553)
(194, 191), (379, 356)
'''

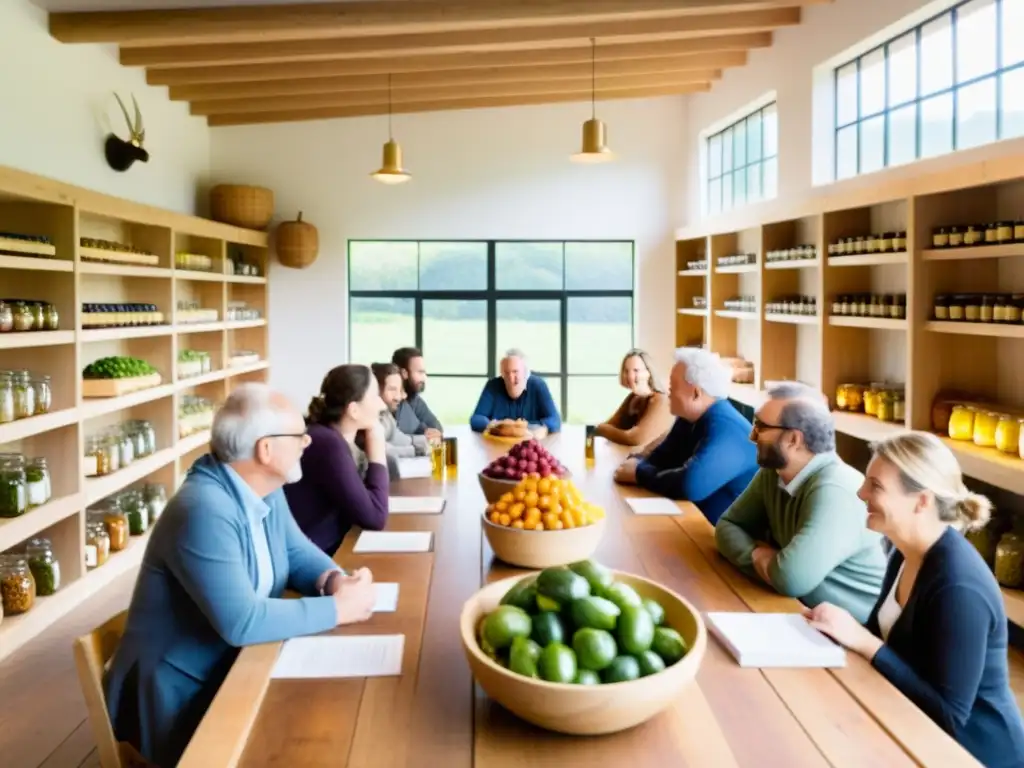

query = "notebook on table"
(705, 612), (847, 668)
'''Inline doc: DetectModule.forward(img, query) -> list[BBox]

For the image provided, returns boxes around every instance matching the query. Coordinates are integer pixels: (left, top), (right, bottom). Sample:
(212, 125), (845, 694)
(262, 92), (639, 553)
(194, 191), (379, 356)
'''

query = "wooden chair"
(73, 610), (153, 768)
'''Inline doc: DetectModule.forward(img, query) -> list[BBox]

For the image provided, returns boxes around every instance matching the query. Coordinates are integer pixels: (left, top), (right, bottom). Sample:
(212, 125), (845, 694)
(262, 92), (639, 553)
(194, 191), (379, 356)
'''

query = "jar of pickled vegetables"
(835, 383), (865, 412)
(85, 522), (110, 570)
(0, 373), (13, 424)
(864, 383), (884, 417)
(26, 457), (50, 507)
(948, 405), (976, 441)
(995, 533), (1024, 588)
(12, 302), (33, 332)
(973, 410), (999, 448)
(101, 502), (129, 552)
(0, 456), (28, 519)
(42, 303), (59, 331)
(995, 414), (1020, 454)
(0, 556), (35, 615)
(122, 490), (149, 536)
(966, 525), (1000, 569)
(25, 537), (60, 596)
(891, 391), (906, 423)
(30, 375), (51, 415)
(144, 483), (167, 523)
(12, 371), (34, 420)
(877, 390), (896, 422)
(83, 436), (108, 477)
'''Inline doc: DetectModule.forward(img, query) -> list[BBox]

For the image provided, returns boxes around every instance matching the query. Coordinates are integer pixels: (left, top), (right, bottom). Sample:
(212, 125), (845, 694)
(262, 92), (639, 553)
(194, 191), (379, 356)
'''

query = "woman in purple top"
(283, 364), (390, 556)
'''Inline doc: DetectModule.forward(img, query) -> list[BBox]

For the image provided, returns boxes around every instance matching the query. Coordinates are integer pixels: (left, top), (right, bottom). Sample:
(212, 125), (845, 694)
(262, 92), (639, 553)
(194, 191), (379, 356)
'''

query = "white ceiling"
(32, 0), (374, 11)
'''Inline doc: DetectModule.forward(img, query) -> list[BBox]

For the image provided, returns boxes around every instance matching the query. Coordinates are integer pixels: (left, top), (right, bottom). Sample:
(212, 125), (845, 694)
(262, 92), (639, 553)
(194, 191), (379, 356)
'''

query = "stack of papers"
(625, 497), (683, 516)
(373, 582), (399, 613)
(272, 635), (405, 679)
(705, 612), (846, 668)
(388, 496), (446, 515)
(353, 530), (433, 553)
(395, 457), (432, 479)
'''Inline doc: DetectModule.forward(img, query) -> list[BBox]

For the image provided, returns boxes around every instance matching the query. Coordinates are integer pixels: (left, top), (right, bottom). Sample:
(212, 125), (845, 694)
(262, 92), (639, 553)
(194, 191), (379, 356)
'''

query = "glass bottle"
(11, 302), (33, 332)
(85, 522), (110, 569)
(0, 555), (35, 615)
(144, 483), (167, 523)
(42, 303), (59, 331)
(0, 300), (12, 333)
(25, 457), (50, 507)
(84, 436), (109, 477)
(101, 501), (130, 552)
(0, 455), (28, 518)
(25, 537), (60, 596)
(12, 371), (35, 419)
(122, 490), (149, 535)
(0, 373), (13, 424)
(30, 374), (51, 415)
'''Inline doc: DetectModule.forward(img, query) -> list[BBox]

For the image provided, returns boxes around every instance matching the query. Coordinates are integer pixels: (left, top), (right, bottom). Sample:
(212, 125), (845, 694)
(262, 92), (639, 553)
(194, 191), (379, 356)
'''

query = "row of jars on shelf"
(0, 300), (60, 333)
(933, 294), (1024, 324)
(722, 296), (757, 312)
(177, 300), (218, 325)
(766, 296), (818, 316)
(834, 383), (907, 423)
(178, 350), (214, 379)
(80, 237), (154, 257)
(717, 252), (757, 267)
(683, 259), (708, 272)
(82, 303), (165, 328)
(765, 245), (817, 263)
(175, 251), (215, 272)
(0, 538), (61, 621)
(690, 296), (707, 309)
(84, 421), (158, 478)
(0, 455), (51, 519)
(830, 293), (907, 320)
(227, 254), (263, 277)
(828, 232), (907, 255)
(86, 485), (167, 569)
(225, 302), (263, 322)
(947, 406), (1024, 458)
(931, 221), (1024, 249)
(0, 370), (53, 424)
(179, 396), (215, 437)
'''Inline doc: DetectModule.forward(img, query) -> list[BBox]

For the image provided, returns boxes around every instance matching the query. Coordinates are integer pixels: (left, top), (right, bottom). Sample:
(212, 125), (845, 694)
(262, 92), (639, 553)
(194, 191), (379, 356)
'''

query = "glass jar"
(144, 483), (167, 523)
(118, 428), (135, 468)
(980, 295), (994, 323)
(891, 391), (906, 423)
(864, 383), (884, 417)
(11, 302), (33, 332)
(0, 374), (13, 424)
(25, 457), (50, 507)
(964, 224), (983, 246)
(28, 302), (44, 330)
(948, 226), (964, 247)
(964, 294), (981, 322)
(0, 556), (35, 615)
(856, 294), (869, 316)
(973, 410), (999, 448)
(998, 221), (1014, 243)
(876, 390), (896, 422)
(932, 227), (949, 248)
(835, 383), (865, 412)
(12, 371), (34, 419)
(933, 294), (949, 321)
(0, 455), (28, 519)
(966, 525), (1000, 568)
(103, 434), (121, 474)
(135, 420), (156, 457)
(85, 522), (110, 570)
(1020, 419), (1024, 460)
(122, 490), (149, 536)
(0, 301), (12, 333)
(42, 303), (59, 331)
(995, 414), (1020, 454)
(25, 537), (60, 596)
(995, 533), (1024, 588)
(1009, 295), (1024, 323)
(893, 231), (907, 251)
(949, 405), (976, 441)
(994, 295), (1008, 323)
(986, 222), (999, 243)
(84, 436), (108, 477)
(30, 374), (51, 416)
(948, 295), (965, 321)
(101, 503), (130, 552)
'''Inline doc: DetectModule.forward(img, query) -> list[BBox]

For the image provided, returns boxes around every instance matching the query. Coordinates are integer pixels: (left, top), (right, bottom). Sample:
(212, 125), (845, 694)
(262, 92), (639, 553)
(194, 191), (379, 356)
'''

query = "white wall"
(0, 0), (210, 214)
(210, 96), (687, 408)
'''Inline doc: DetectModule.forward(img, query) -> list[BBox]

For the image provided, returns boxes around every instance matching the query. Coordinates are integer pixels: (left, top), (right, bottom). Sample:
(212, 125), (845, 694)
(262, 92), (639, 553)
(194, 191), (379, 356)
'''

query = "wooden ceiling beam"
(120, 8), (800, 68)
(147, 32), (769, 86)
(50, 0), (827, 46)
(206, 83), (710, 127)
(169, 51), (746, 102)
(190, 70), (720, 115)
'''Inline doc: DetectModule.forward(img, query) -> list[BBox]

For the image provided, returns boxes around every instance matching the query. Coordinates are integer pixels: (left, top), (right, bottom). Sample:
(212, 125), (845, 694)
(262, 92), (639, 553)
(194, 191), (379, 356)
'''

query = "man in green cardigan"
(715, 382), (887, 623)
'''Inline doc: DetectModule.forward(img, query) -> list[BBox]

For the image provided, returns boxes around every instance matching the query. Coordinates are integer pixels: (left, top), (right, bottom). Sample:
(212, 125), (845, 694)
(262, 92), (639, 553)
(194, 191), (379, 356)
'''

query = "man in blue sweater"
(470, 348), (561, 434)
(614, 347), (757, 524)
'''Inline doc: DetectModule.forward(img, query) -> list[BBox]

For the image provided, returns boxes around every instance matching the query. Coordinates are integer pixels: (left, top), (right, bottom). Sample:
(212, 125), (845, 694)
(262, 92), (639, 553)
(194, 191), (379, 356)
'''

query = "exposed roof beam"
(49, 0), (827, 46)
(169, 51), (745, 102)
(190, 71), (720, 115)
(147, 33), (769, 86)
(206, 83), (708, 127)
(120, 8), (800, 68)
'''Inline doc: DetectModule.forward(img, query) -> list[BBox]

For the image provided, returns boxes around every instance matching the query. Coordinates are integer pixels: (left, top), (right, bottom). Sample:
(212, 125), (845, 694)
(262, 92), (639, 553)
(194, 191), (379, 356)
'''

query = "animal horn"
(131, 94), (145, 145)
(114, 93), (134, 139)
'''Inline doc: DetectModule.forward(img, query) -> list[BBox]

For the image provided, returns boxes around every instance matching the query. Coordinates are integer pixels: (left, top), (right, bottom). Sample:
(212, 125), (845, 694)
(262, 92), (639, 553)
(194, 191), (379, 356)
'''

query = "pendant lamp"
(371, 73), (411, 184)
(571, 38), (614, 163)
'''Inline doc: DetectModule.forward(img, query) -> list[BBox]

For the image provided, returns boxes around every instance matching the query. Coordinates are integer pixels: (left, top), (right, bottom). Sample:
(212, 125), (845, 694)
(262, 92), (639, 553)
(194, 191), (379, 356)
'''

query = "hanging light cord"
(387, 72), (393, 139)
(590, 37), (596, 119)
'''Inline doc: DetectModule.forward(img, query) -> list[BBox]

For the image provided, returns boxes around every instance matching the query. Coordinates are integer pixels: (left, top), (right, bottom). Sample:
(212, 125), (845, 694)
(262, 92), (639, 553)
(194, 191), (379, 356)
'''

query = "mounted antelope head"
(104, 93), (149, 172)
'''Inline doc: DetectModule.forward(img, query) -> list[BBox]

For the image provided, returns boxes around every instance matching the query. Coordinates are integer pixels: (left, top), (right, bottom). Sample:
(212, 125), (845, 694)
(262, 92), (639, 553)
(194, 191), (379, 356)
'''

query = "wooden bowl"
(482, 513), (604, 568)
(477, 469), (573, 504)
(460, 570), (707, 734)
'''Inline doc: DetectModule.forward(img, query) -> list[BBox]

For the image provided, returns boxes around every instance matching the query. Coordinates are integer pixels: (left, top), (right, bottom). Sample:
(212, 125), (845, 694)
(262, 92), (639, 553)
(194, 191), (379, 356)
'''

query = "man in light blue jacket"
(103, 383), (376, 767)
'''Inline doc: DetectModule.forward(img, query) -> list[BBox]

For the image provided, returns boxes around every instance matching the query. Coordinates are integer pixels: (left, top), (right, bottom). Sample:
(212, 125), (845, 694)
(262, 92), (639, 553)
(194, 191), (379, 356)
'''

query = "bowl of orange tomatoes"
(482, 473), (606, 568)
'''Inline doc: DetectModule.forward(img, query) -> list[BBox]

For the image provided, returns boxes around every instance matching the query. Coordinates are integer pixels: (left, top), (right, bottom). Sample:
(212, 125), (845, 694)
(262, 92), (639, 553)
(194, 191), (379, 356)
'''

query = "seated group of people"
(101, 341), (1024, 768)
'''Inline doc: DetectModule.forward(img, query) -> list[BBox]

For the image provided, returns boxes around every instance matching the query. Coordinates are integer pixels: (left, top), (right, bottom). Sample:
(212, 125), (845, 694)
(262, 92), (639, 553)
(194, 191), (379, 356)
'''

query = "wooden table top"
(179, 425), (981, 768)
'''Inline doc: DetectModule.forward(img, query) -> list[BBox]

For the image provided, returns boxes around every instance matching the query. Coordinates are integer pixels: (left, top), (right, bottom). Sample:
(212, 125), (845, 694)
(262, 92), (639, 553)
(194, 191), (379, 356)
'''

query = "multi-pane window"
(705, 101), (779, 215)
(347, 241), (635, 425)
(834, 0), (1024, 180)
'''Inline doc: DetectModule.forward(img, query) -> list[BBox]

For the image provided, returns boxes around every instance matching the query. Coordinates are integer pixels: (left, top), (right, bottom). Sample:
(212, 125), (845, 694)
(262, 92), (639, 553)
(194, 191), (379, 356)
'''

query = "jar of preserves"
(985, 222), (999, 244)
(980, 295), (994, 323)
(973, 410), (999, 448)
(876, 390), (896, 422)
(0, 556), (35, 615)
(145, 483), (167, 523)
(122, 490), (149, 536)
(30, 374), (51, 415)
(948, 226), (964, 247)
(85, 522), (110, 570)
(893, 231), (907, 251)
(964, 295), (981, 322)
(118, 428), (135, 468)
(857, 294), (870, 316)
(25, 537), (60, 596)
(28, 302), (44, 330)
(0, 374), (13, 424)
(42, 303), (59, 331)
(101, 503), (129, 552)
(12, 370), (34, 419)
(835, 383), (865, 412)
(103, 434), (121, 473)
(892, 391), (906, 423)
(994, 296), (1009, 323)
(864, 383), (885, 418)
(964, 224), (983, 246)
(0, 301), (12, 333)
(0, 455), (28, 519)
(25, 457), (50, 507)
(11, 302), (33, 332)
(83, 436), (108, 477)
(966, 525), (1000, 568)
(995, 414), (1020, 454)
(934, 294), (949, 321)
(1008, 295), (1024, 323)
(998, 221), (1014, 243)
(948, 405), (976, 441)
(932, 227), (949, 248)
(948, 295), (965, 321)
(995, 533), (1024, 588)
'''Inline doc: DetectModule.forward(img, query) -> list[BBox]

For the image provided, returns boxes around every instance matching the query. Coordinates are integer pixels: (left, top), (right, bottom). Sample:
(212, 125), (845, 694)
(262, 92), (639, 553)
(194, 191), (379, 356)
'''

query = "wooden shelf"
(0, 254), (72, 272)
(828, 316), (907, 330)
(677, 269), (708, 277)
(766, 313), (819, 325)
(225, 319), (267, 330)
(84, 446), (179, 505)
(0, 493), (82, 553)
(178, 429), (212, 456)
(1003, 588), (1024, 629)
(715, 263), (758, 274)
(79, 261), (171, 278)
(827, 252), (908, 267)
(226, 274), (268, 285)
(925, 321), (1024, 339)
(80, 325), (174, 342)
(922, 244), (1024, 261)
(80, 383), (176, 419)
(715, 310), (758, 320)
(831, 411), (905, 442)
(765, 259), (818, 270)
(0, 407), (79, 444)
(940, 438), (1024, 497)
(175, 270), (223, 282)
(677, 308), (708, 317)
(0, 331), (75, 349)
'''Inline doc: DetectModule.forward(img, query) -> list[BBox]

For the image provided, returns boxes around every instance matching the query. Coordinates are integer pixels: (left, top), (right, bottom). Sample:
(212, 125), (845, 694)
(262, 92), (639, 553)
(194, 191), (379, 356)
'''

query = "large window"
(347, 240), (635, 426)
(705, 101), (779, 215)
(834, 0), (1024, 179)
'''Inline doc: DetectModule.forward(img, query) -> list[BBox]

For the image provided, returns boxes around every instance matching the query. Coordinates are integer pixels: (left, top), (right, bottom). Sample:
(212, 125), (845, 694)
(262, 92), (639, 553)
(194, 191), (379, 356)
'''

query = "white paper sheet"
(373, 582), (400, 613)
(353, 530), (433, 553)
(396, 457), (432, 479)
(388, 496), (446, 515)
(625, 497), (683, 516)
(271, 634), (405, 679)
(705, 612), (846, 668)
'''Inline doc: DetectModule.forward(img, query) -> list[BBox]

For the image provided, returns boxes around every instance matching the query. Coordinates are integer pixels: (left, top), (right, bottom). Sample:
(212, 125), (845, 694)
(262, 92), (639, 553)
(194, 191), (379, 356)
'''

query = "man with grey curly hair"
(615, 346), (758, 524)
(715, 382), (887, 624)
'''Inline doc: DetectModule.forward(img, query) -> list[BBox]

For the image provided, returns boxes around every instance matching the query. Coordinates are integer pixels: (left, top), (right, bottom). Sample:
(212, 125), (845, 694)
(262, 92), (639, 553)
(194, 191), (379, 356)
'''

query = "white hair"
(502, 348), (530, 377)
(211, 383), (293, 463)
(672, 347), (732, 399)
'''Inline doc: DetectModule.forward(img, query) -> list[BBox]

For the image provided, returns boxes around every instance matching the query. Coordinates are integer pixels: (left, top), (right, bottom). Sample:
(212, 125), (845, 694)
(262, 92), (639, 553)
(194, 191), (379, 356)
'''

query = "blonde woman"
(596, 349), (673, 447)
(805, 432), (1024, 768)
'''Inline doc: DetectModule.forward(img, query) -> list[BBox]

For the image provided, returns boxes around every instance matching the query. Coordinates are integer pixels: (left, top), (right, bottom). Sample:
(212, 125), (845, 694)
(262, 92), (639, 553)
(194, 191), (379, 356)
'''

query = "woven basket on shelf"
(275, 211), (319, 269)
(209, 184), (274, 230)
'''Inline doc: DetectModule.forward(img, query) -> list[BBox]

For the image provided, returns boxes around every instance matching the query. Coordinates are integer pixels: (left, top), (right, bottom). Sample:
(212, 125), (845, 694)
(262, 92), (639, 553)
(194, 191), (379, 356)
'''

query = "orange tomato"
(552, 520), (564, 530)
(560, 511), (576, 529)
(494, 500), (509, 513)
(499, 492), (515, 504)
(538, 494), (551, 510)
(524, 491), (539, 508)
(523, 479), (539, 494)
(535, 522), (545, 531)
(489, 510), (501, 524)
(523, 518), (537, 530)
(513, 489), (527, 503)
(542, 512), (559, 529)
(511, 519), (525, 529)
(549, 502), (563, 518)
(509, 502), (526, 519)
(498, 513), (511, 527)
(525, 508), (542, 525)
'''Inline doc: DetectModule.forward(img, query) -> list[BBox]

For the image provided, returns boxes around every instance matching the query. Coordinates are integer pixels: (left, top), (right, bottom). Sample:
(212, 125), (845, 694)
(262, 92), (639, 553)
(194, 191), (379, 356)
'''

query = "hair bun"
(307, 393), (326, 423)
(956, 492), (992, 531)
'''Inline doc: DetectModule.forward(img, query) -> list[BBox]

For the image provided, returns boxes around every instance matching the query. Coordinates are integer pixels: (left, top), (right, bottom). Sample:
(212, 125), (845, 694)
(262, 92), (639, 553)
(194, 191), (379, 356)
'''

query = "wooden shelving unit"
(0, 165), (271, 663)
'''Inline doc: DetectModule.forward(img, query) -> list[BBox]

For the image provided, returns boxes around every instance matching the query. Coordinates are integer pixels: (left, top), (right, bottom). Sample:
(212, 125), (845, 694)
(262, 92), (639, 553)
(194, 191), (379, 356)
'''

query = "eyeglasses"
(260, 431), (311, 446)
(752, 418), (790, 434)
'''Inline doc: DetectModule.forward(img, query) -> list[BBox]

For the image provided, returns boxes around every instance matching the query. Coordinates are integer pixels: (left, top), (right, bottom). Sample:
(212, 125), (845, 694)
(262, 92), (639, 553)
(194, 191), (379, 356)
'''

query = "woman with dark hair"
(283, 364), (389, 557)
(596, 348), (673, 447)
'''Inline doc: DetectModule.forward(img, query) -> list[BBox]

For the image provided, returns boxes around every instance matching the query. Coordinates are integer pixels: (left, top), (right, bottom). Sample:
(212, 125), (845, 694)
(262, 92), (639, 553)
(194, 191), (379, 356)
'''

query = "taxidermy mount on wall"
(105, 93), (149, 172)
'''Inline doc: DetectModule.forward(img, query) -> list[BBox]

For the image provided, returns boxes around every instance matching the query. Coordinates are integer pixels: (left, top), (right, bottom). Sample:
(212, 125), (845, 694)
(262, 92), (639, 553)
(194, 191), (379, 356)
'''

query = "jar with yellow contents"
(835, 383), (865, 412)
(876, 390), (897, 422)
(994, 414), (1020, 455)
(863, 383), (885, 418)
(947, 405), (976, 441)
(995, 533), (1024, 588)
(973, 410), (999, 448)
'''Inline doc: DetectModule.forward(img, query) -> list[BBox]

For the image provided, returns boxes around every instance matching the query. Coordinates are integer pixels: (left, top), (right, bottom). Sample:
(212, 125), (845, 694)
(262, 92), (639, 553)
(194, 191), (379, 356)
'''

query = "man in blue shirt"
(614, 347), (758, 524)
(470, 348), (561, 434)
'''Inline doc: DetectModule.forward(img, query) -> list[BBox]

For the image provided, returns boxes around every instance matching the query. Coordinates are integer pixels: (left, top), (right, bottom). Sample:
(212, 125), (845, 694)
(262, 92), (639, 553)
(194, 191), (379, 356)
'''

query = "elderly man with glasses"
(715, 382), (887, 623)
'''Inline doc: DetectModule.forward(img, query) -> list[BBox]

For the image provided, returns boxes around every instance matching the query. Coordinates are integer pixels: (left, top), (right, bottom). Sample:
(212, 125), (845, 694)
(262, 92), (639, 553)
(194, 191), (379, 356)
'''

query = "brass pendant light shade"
(571, 37), (614, 163)
(371, 73), (411, 184)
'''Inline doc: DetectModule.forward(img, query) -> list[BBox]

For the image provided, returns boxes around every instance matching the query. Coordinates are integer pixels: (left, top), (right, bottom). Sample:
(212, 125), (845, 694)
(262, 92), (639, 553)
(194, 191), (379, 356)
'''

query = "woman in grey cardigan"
(372, 362), (429, 475)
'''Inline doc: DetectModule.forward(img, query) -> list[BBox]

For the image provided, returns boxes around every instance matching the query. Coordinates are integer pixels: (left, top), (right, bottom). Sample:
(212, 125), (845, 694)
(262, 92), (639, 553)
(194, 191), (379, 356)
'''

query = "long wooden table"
(179, 426), (981, 767)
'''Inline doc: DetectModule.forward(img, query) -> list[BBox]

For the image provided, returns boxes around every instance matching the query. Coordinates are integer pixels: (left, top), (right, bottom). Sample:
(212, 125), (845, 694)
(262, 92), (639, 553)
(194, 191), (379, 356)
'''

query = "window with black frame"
(705, 101), (779, 216)
(347, 240), (635, 426)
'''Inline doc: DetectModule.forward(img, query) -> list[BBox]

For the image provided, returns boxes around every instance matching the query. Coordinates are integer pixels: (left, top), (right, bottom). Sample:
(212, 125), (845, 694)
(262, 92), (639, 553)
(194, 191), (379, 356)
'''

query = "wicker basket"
(210, 184), (274, 230)
(275, 211), (319, 269)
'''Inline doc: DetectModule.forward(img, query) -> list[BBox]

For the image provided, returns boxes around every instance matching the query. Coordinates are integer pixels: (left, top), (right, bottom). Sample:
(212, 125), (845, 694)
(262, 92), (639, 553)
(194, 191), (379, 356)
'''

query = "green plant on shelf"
(83, 356), (157, 380)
